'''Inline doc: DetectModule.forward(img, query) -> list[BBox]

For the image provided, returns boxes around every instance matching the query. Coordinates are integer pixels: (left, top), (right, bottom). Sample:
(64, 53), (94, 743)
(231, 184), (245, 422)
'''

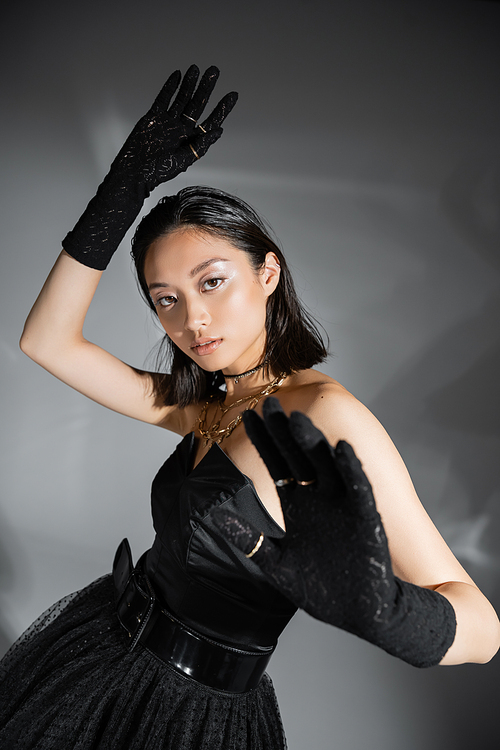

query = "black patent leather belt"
(112, 539), (274, 694)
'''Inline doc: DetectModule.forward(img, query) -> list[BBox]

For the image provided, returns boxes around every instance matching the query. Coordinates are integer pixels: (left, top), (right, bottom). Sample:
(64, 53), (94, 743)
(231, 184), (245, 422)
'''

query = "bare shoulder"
(276, 369), (379, 446)
(277, 368), (349, 405)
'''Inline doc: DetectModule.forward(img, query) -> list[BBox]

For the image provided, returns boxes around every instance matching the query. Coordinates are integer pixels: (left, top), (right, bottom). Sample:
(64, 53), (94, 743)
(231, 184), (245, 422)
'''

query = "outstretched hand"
(212, 397), (456, 667)
(213, 397), (396, 635)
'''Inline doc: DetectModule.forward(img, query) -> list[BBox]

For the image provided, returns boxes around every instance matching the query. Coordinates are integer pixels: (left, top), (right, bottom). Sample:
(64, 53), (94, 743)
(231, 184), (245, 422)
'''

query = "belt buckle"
(117, 567), (156, 650)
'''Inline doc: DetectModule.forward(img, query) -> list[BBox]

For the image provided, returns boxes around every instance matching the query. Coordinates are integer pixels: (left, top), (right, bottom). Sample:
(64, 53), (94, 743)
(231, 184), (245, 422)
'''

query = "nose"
(183, 296), (211, 332)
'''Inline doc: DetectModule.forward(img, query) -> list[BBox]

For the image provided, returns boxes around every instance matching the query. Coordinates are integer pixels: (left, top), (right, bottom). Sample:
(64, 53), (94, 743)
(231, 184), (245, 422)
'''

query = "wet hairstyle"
(131, 186), (328, 407)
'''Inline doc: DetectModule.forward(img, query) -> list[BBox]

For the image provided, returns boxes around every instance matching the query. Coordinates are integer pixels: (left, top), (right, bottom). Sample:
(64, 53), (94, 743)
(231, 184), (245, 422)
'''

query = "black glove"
(63, 65), (238, 269)
(213, 397), (456, 668)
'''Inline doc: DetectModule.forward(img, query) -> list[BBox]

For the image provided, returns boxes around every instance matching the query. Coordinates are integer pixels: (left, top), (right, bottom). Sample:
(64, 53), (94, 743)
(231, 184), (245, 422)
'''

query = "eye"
(154, 295), (177, 309)
(202, 277), (224, 291)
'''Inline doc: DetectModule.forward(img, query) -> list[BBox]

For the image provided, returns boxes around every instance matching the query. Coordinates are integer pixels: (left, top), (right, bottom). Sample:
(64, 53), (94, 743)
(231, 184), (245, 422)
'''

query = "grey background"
(1, 0), (499, 747)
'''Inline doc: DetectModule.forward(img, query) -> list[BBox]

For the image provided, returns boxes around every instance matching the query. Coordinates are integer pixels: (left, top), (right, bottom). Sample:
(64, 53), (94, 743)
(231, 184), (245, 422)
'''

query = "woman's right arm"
(19, 250), (180, 428)
(19, 67), (237, 433)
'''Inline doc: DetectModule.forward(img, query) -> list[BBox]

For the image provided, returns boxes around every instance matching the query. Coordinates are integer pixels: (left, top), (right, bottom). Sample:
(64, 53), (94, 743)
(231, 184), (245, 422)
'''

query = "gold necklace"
(196, 372), (287, 448)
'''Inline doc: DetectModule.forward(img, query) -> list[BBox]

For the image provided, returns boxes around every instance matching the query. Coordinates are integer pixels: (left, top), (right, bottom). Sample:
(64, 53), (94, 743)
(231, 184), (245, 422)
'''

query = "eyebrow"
(189, 257), (230, 278)
(147, 257), (230, 291)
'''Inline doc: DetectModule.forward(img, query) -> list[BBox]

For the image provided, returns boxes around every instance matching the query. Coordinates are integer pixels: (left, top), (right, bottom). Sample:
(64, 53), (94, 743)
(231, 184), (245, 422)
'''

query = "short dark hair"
(131, 186), (328, 407)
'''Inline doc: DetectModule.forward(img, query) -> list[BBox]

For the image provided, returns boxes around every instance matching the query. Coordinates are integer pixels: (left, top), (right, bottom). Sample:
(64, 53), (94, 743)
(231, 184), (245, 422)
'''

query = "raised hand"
(108, 65), (237, 194)
(63, 66), (238, 269)
(212, 397), (456, 667)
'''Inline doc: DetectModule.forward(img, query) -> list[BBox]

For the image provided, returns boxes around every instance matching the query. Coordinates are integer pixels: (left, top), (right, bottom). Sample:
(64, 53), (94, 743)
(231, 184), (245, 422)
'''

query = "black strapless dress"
(0, 434), (297, 749)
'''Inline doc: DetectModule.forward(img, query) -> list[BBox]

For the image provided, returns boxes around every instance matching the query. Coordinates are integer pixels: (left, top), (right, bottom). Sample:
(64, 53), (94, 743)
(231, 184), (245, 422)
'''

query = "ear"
(260, 252), (281, 298)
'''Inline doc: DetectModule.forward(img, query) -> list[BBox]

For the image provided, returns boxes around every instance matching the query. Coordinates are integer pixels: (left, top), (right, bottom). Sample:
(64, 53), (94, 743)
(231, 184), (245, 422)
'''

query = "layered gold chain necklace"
(196, 372), (287, 448)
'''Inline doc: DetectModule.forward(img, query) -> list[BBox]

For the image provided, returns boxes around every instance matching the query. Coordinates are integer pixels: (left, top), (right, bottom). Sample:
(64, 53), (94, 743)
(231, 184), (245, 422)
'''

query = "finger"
(288, 410), (336, 471)
(243, 408), (292, 483)
(333, 440), (378, 518)
(199, 91), (239, 131)
(169, 64), (200, 118)
(261, 398), (316, 483)
(148, 70), (182, 115)
(183, 65), (220, 121)
(288, 411), (349, 502)
(211, 507), (281, 569)
(188, 127), (223, 159)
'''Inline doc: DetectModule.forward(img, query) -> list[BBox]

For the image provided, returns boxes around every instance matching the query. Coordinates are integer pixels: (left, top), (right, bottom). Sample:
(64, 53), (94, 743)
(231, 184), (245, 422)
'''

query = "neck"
(223, 369), (271, 401)
(197, 370), (288, 448)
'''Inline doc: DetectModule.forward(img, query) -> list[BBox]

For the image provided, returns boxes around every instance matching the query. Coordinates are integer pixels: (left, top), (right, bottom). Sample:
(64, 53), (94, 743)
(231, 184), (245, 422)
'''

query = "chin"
(185, 353), (223, 373)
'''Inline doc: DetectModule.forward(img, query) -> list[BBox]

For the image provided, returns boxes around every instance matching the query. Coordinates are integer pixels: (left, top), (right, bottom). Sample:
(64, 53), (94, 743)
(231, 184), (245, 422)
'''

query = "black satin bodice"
(144, 432), (297, 651)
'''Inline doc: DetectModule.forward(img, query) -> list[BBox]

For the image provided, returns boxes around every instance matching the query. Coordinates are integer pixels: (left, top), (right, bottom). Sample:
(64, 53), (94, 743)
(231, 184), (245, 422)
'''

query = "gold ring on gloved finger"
(189, 144), (200, 159)
(183, 113), (197, 124)
(245, 533), (264, 558)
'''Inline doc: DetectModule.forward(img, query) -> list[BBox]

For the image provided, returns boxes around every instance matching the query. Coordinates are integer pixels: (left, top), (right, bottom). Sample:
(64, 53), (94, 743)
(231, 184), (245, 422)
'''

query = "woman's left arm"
(213, 387), (500, 666)
(305, 387), (500, 665)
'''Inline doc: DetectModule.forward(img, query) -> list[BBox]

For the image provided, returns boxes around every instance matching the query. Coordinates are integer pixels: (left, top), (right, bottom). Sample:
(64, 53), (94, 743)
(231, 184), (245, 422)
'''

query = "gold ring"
(183, 114), (197, 123)
(246, 532), (264, 558)
(275, 477), (295, 487)
(189, 144), (200, 160)
(296, 479), (315, 486)
(198, 124), (207, 133)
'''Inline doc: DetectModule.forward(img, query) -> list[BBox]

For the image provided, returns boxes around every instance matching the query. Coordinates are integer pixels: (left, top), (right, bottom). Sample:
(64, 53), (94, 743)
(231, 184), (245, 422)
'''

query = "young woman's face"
(143, 229), (280, 374)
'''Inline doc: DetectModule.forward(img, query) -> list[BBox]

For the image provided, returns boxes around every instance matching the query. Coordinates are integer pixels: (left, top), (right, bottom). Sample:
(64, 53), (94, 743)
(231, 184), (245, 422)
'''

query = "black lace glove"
(63, 65), (238, 269)
(213, 397), (456, 668)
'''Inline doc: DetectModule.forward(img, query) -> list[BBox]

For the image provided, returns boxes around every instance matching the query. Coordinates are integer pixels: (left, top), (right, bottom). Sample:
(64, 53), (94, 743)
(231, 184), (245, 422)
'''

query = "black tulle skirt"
(0, 574), (287, 749)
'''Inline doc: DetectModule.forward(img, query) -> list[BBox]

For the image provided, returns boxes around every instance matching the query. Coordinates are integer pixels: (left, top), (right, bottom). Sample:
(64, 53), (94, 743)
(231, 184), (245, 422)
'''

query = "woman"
(1, 65), (499, 749)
